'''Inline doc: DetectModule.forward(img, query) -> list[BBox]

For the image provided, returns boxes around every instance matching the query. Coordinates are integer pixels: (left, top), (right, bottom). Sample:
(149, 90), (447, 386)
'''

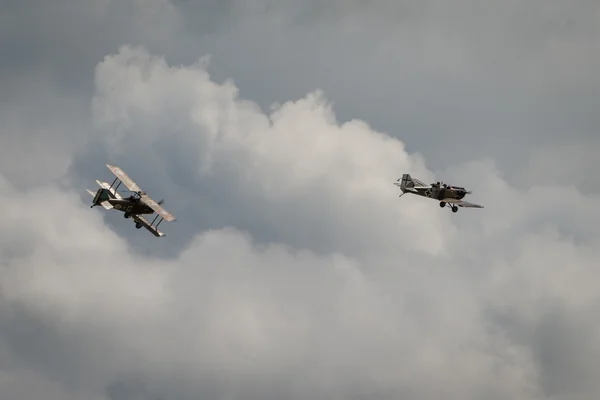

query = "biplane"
(87, 164), (176, 237)
(394, 174), (484, 212)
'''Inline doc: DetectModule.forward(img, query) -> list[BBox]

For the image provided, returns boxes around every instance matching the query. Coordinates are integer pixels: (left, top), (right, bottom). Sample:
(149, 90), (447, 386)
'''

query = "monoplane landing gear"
(135, 222), (143, 229)
(124, 213), (131, 219)
(440, 201), (459, 213)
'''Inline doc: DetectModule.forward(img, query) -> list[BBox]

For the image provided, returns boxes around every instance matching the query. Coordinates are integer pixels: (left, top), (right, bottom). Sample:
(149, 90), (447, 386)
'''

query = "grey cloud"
(518, 137), (600, 194)
(0, 0), (183, 186)
(75, 46), (445, 257)
(2, 1), (600, 400)
(3, 0), (599, 185)
(170, 0), (600, 183)
(0, 198), (552, 399)
(1, 44), (599, 399)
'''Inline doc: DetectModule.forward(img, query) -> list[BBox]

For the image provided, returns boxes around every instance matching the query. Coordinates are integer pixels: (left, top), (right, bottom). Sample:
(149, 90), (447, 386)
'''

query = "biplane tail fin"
(95, 180), (122, 199)
(86, 189), (113, 210)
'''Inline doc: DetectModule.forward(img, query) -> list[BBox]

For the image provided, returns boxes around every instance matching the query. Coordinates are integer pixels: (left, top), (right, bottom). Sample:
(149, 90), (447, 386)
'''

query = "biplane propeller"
(86, 164), (176, 237)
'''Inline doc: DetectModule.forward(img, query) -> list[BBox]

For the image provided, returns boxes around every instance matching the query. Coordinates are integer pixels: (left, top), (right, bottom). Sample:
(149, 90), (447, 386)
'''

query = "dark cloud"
(1, 1), (599, 399)
(170, 0), (600, 181)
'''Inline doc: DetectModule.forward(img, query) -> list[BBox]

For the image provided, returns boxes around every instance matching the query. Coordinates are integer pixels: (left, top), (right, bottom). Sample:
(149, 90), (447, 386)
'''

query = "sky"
(1, 1), (599, 399)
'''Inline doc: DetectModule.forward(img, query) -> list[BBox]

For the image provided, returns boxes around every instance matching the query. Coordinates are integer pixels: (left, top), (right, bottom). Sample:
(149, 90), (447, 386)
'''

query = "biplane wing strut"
(105, 164), (176, 221)
(140, 194), (176, 222)
(132, 214), (166, 237)
(87, 164), (176, 237)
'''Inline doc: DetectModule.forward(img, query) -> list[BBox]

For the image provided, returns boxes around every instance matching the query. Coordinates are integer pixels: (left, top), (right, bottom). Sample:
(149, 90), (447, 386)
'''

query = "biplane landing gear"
(124, 213), (131, 219)
(135, 222), (143, 229)
(451, 205), (458, 213)
(439, 201), (446, 208)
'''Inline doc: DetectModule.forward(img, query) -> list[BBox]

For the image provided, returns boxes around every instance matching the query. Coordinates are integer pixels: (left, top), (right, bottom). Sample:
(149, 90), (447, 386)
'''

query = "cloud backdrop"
(1, 1), (600, 399)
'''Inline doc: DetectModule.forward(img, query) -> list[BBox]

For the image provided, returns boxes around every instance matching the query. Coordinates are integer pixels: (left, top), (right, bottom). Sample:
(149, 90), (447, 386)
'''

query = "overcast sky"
(1, 1), (599, 399)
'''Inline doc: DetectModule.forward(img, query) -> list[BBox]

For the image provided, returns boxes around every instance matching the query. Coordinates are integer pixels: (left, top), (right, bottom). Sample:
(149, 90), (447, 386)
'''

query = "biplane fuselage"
(91, 188), (153, 216)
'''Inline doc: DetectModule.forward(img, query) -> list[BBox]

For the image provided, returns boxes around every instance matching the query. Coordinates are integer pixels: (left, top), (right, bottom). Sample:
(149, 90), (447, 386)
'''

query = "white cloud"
(90, 45), (454, 256)
(1, 43), (599, 400)
(0, 0), (184, 187)
(0, 184), (544, 399)
(169, 0), (600, 187)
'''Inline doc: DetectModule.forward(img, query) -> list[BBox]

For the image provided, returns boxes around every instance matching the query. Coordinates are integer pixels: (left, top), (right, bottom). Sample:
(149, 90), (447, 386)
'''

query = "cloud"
(82, 45), (453, 256)
(2, 2), (600, 399)
(1, 42), (599, 400)
(170, 0), (600, 184)
(0, 181), (542, 400)
(0, 0), (183, 186)
(519, 137), (600, 194)
(4, 0), (599, 186)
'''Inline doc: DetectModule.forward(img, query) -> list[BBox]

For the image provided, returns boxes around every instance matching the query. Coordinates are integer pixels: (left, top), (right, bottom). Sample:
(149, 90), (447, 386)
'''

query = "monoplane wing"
(132, 215), (166, 237)
(141, 194), (176, 222)
(411, 177), (428, 187)
(106, 164), (142, 192)
(444, 198), (484, 208)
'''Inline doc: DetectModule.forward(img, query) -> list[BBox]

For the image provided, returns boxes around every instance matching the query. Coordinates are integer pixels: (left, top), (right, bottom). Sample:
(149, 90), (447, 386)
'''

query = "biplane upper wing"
(106, 164), (141, 192)
(444, 198), (484, 208)
(132, 215), (166, 237)
(141, 194), (176, 222)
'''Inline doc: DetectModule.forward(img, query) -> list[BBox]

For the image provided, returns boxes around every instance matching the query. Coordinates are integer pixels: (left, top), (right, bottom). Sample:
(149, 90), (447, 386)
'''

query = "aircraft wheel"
(124, 213), (131, 219)
(439, 201), (446, 208)
(452, 206), (458, 213)
(135, 222), (143, 229)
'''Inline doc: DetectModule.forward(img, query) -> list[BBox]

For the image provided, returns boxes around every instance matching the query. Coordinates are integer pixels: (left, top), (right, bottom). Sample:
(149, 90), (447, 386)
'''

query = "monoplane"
(87, 164), (176, 237)
(394, 174), (483, 212)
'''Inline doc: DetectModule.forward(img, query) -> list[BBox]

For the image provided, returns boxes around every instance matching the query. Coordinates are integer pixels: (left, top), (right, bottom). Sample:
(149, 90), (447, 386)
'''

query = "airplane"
(394, 174), (483, 213)
(86, 164), (176, 237)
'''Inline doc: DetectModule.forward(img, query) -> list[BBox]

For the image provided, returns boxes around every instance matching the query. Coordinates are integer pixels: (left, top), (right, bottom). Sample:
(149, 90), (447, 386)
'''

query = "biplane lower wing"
(132, 215), (166, 237)
(141, 194), (176, 222)
(443, 198), (484, 208)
